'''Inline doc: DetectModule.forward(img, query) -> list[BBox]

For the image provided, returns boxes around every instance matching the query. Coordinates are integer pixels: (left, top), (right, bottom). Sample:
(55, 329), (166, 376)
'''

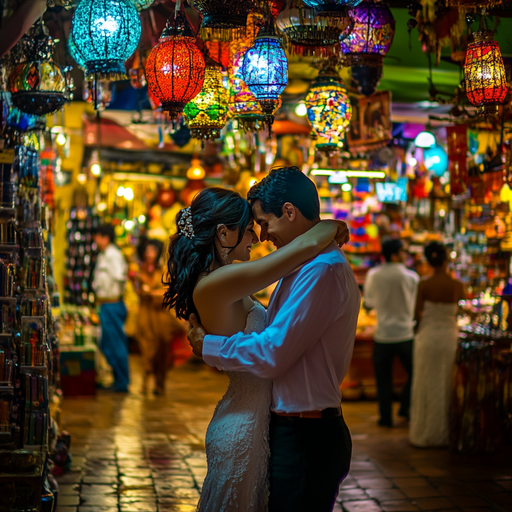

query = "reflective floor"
(56, 356), (512, 512)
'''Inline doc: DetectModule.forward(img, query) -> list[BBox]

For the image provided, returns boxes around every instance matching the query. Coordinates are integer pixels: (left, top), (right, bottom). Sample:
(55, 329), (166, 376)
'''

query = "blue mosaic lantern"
(70, 0), (141, 80)
(241, 21), (288, 131)
(302, 0), (362, 26)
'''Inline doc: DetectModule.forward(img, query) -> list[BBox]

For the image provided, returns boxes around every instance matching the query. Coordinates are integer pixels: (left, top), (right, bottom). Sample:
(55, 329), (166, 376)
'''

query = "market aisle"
(56, 357), (512, 512)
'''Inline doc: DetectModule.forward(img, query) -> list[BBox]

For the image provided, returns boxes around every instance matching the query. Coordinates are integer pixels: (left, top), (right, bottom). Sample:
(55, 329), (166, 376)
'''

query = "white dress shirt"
(363, 262), (419, 343)
(92, 244), (127, 299)
(203, 243), (361, 413)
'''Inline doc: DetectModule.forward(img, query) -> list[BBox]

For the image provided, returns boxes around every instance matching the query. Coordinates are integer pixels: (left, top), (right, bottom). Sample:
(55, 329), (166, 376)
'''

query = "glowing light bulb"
(117, 186), (125, 197)
(124, 220), (134, 230)
(124, 187), (134, 201)
(138, 214), (146, 223)
(56, 132), (67, 146)
(77, 173), (87, 185)
(415, 131), (436, 148)
(186, 159), (206, 180)
(439, 209), (446, 217)
(249, 178), (258, 188)
(295, 101), (307, 117)
(450, 251), (457, 259)
(91, 163), (102, 176)
(97, 202), (107, 212)
(341, 183), (352, 192)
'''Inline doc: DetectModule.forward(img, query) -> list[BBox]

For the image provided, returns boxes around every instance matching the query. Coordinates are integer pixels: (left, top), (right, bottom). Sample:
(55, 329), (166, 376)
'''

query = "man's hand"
(188, 314), (207, 358)
(334, 220), (350, 247)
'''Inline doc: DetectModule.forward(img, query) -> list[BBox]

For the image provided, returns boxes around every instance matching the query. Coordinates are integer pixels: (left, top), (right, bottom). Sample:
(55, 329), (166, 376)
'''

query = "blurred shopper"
(93, 224), (129, 393)
(410, 242), (465, 447)
(132, 239), (185, 395)
(364, 239), (419, 427)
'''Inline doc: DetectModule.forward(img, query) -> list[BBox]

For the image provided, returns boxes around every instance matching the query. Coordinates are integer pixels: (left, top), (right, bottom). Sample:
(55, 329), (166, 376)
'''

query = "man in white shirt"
(364, 238), (419, 427)
(92, 224), (129, 393)
(188, 167), (361, 512)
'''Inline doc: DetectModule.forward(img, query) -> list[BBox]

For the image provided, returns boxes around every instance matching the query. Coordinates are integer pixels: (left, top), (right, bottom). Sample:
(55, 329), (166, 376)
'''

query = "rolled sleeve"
(203, 334), (226, 369)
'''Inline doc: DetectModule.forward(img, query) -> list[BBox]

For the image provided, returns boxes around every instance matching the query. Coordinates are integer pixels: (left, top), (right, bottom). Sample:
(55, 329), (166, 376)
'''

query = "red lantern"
(157, 187), (176, 208)
(146, 11), (205, 120)
(464, 30), (508, 116)
(180, 180), (205, 206)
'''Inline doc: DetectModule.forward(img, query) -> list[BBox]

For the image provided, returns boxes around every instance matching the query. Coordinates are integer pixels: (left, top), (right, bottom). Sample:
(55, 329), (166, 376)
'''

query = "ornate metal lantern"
(276, 1), (347, 57)
(306, 64), (352, 153)
(70, 0), (141, 80)
(302, 0), (361, 27)
(145, 12), (206, 120)
(9, 24), (70, 116)
(130, 0), (154, 11)
(464, 30), (508, 116)
(340, 0), (395, 96)
(183, 56), (229, 140)
(189, 0), (255, 41)
(241, 21), (288, 130)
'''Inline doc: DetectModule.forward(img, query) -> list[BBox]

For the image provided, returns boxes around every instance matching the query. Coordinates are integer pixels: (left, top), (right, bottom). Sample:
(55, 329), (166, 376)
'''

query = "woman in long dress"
(409, 242), (466, 447)
(163, 187), (347, 511)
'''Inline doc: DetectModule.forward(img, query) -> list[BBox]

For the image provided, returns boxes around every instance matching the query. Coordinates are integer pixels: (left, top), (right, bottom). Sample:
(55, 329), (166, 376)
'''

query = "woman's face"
(144, 244), (159, 265)
(227, 221), (259, 263)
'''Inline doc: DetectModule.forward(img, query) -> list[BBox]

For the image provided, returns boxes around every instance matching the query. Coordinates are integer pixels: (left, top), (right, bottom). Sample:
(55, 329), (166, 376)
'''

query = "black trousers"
(268, 411), (352, 512)
(372, 340), (413, 425)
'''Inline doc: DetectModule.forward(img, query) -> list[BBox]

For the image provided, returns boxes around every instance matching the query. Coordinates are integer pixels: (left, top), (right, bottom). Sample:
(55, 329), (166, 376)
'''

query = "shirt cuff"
(203, 334), (227, 369)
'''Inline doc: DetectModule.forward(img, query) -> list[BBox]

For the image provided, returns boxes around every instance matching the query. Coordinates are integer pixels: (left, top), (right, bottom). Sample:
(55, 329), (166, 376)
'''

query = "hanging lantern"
(306, 64), (352, 153)
(446, 0), (504, 10)
(9, 24), (70, 116)
(205, 41), (230, 70)
(129, 0), (154, 11)
(241, 21), (288, 131)
(276, 1), (346, 57)
(302, 0), (361, 28)
(464, 30), (508, 116)
(446, 125), (468, 196)
(70, 0), (141, 80)
(340, 0), (395, 96)
(190, 0), (255, 42)
(183, 56), (229, 141)
(146, 11), (205, 120)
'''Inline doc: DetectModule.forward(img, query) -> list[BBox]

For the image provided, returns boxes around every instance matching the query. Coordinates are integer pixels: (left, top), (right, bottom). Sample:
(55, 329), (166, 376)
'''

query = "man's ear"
(282, 202), (297, 222)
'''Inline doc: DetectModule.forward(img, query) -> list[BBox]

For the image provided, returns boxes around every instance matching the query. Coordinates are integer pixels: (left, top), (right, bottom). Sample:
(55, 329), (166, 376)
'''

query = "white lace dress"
(410, 301), (459, 447)
(197, 302), (271, 512)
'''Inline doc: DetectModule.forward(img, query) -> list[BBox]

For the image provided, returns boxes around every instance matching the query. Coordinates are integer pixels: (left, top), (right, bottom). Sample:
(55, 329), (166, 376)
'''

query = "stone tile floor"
(56, 356), (512, 512)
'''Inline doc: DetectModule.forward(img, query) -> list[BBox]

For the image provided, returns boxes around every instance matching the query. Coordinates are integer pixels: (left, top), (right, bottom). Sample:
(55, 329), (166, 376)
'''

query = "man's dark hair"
(247, 166), (320, 221)
(382, 238), (403, 262)
(95, 224), (115, 243)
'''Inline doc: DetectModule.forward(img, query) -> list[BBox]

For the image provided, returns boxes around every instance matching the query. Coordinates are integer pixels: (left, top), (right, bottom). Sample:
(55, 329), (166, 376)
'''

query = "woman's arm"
(414, 281), (425, 331)
(194, 220), (347, 307)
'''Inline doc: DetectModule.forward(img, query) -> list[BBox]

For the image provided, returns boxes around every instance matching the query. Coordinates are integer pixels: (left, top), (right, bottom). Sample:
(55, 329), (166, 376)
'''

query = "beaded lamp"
(276, 1), (347, 57)
(145, 11), (206, 120)
(190, 0), (256, 41)
(9, 24), (69, 116)
(70, 0), (141, 80)
(183, 56), (229, 140)
(241, 21), (288, 131)
(130, 0), (154, 11)
(302, 0), (362, 27)
(464, 30), (508, 116)
(340, 0), (395, 96)
(306, 65), (352, 153)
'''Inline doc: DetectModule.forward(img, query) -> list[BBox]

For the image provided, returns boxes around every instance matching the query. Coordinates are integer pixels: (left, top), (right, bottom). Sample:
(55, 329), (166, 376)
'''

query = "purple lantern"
(340, 0), (395, 96)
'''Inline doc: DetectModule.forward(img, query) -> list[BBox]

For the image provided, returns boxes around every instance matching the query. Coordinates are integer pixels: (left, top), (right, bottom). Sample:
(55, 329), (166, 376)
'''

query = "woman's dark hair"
(163, 187), (252, 320)
(247, 166), (320, 221)
(425, 241), (447, 267)
(381, 238), (403, 262)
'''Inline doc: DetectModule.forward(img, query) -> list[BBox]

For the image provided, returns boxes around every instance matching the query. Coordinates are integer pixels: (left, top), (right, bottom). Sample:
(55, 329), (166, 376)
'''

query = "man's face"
(94, 234), (110, 252)
(251, 200), (293, 249)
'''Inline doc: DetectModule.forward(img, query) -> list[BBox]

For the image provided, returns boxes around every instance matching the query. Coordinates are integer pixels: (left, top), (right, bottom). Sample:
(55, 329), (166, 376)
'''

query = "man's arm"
(363, 270), (375, 309)
(197, 263), (344, 380)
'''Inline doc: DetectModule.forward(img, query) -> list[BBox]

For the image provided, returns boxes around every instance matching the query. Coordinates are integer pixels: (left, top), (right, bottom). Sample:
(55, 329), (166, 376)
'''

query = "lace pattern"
(197, 303), (271, 511)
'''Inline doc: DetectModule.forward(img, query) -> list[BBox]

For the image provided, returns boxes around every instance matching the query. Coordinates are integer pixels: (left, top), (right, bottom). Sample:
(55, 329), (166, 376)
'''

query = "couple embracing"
(163, 167), (360, 512)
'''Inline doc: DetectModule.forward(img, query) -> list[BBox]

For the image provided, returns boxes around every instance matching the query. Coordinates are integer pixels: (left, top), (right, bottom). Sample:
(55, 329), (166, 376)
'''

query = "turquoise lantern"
(424, 145), (448, 177)
(70, 0), (141, 80)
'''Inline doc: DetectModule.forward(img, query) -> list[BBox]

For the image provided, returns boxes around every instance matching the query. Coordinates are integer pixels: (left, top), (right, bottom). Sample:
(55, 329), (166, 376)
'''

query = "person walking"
(93, 224), (130, 393)
(132, 239), (185, 395)
(409, 242), (465, 447)
(364, 238), (419, 427)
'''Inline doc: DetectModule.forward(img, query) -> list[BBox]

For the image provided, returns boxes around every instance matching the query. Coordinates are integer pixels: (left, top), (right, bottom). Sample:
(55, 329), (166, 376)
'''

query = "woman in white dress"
(162, 187), (348, 511)
(410, 242), (466, 447)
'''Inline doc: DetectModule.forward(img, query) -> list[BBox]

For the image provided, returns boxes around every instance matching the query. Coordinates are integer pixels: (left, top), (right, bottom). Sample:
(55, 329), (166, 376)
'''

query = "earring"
(221, 246), (229, 263)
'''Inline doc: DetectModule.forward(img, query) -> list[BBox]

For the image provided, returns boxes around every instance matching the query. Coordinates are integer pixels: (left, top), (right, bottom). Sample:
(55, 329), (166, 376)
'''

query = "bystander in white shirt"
(364, 262), (419, 342)
(203, 243), (361, 413)
(92, 243), (127, 300)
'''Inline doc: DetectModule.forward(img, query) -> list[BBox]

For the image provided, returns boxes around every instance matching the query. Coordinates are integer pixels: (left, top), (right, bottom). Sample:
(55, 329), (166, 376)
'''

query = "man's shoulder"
(297, 245), (352, 281)
(402, 267), (420, 282)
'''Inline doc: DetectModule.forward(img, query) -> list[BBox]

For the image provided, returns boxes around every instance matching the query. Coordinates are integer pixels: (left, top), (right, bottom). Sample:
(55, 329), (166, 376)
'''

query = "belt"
(97, 297), (122, 304)
(272, 405), (342, 419)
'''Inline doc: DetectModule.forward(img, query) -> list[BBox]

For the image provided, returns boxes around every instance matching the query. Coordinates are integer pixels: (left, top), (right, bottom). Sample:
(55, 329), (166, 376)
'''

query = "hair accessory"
(178, 206), (195, 239)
